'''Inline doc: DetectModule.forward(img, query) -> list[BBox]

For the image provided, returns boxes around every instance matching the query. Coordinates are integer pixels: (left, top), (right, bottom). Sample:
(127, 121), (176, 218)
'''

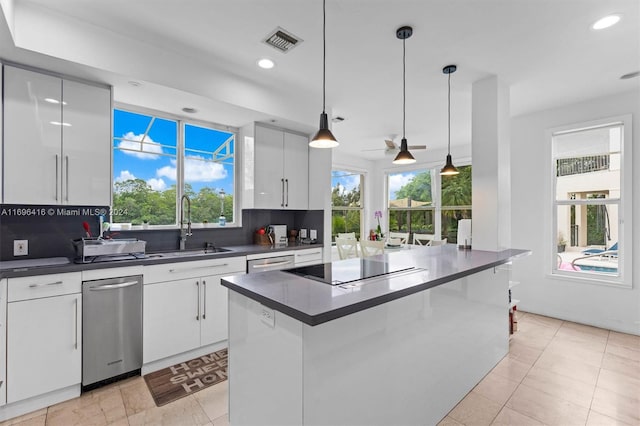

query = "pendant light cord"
(322, 0), (326, 113)
(447, 70), (451, 154)
(402, 37), (406, 139)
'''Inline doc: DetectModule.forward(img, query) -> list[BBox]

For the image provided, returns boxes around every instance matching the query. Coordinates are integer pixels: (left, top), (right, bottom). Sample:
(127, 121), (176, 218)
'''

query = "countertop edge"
(0, 243), (324, 278)
(222, 248), (530, 326)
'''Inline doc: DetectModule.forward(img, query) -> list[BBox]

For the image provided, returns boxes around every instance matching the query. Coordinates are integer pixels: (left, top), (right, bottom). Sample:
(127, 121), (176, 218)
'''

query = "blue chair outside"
(582, 242), (618, 255)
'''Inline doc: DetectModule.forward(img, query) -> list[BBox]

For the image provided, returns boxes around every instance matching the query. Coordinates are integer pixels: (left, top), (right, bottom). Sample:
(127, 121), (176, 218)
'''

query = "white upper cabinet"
(244, 124), (309, 210)
(2, 65), (111, 205)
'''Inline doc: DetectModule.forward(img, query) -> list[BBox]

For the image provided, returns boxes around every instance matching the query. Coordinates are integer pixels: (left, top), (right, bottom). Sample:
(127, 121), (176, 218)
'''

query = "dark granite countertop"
(221, 245), (530, 326)
(0, 243), (323, 278)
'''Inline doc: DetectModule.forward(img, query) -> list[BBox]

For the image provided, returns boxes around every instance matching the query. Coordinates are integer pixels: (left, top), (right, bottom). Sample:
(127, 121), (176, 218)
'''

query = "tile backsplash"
(0, 205), (324, 261)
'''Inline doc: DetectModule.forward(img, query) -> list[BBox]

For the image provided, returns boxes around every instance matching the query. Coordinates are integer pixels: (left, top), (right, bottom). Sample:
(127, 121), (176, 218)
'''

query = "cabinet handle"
(202, 280), (207, 320)
(251, 260), (293, 269)
(281, 178), (285, 207)
(65, 155), (70, 202)
(29, 280), (63, 288)
(196, 281), (200, 321)
(285, 178), (289, 207)
(297, 251), (321, 257)
(169, 264), (228, 273)
(55, 155), (59, 201)
(73, 297), (78, 350)
(89, 281), (139, 291)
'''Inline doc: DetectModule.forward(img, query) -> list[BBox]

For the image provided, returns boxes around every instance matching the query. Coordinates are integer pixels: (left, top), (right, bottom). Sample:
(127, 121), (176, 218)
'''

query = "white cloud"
(341, 175), (360, 192)
(115, 170), (136, 182)
(388, 173), (415, 198)
(146, 178), (167, 191)
(156, 157), (227, 183)
(118, 132), (163, 159)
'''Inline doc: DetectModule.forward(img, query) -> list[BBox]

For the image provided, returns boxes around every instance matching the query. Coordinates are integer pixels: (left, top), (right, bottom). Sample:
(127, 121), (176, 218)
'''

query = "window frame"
(112, 103), (240, 229)
(548, 114), (632, 288)
(384, 161), (472, 243)
(331, 169), (365, 241)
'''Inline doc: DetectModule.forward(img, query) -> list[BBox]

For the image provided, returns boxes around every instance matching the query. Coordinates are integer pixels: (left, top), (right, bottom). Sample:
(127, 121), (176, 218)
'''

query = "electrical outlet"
(300, 229), (308, 239)
(14, 240), (28, 256)
(310, 229), (317, 240)
(260, 306), (275, 328)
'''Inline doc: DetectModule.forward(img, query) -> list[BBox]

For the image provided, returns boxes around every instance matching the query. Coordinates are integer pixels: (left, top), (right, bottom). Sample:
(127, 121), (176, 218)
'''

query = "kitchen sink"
(145, 247), (232, 259)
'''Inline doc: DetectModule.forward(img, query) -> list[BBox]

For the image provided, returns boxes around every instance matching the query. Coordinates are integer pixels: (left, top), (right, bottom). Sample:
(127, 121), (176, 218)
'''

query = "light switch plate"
(310, 229), (317, 240)
(260, 305), (275, 328)
(14, 240), (28, 256)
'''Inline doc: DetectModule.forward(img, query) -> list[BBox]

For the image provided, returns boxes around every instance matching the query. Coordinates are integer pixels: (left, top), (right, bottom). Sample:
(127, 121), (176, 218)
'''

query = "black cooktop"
(284, 258), (414, 285)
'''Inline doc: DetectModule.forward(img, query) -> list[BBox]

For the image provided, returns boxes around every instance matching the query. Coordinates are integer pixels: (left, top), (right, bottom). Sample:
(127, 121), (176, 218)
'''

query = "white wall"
(511, 90), (639, 335)
(0, 0), (15, 39)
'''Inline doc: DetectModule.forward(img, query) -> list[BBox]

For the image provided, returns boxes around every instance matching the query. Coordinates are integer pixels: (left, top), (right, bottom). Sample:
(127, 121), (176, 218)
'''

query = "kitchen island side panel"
(302, 267), (509, 426)
(228, 291), (303, 426)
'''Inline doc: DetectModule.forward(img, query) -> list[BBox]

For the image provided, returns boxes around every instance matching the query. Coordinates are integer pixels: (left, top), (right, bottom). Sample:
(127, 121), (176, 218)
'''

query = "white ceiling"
(1, 0), (639, 162)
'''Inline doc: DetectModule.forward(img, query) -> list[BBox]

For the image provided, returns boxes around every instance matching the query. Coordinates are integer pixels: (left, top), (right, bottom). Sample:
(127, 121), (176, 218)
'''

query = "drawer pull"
(29, 280), (64, 288)
(89, 281), (139, 291)
(297, 252), (321, 257)
(169, 264), (228, 273)
(251, 260), (293, 269)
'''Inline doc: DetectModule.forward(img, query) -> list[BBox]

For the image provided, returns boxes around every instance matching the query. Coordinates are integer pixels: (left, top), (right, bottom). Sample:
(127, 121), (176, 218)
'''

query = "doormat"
(143, 348), (228, 407)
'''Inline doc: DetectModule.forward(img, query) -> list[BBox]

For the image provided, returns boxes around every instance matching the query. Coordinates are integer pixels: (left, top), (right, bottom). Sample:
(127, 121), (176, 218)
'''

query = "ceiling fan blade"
(384, 139), (398, 149)
(362, 148), (387, 152)
(408, 145), (427, 150)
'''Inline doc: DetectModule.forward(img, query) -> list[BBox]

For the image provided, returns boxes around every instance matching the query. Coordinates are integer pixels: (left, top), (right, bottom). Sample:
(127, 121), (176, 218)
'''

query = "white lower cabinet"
(294, 248), (324, 266)
(6, 273), (82, 403)
(0, 279), (6, 407)
(143, 257), (245, 363)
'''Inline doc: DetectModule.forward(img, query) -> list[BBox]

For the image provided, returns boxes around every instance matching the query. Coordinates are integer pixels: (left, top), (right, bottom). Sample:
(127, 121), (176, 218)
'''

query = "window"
(388, 170), (435, 237)
(112, 107), (236, 227)
(441, 165), (472, 244)
(552, 118), (631, 285)
(387, 167), (472, 244)
(331, 170), (363, 240)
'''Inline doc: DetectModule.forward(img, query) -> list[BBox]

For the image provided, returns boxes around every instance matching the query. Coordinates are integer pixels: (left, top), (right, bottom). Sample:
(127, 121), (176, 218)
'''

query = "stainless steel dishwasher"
(82, 275), (142, 390)
(247, 254), (295, 273)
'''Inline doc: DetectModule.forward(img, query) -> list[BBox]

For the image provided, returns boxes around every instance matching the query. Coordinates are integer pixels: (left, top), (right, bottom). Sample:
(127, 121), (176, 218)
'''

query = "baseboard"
(0, 384), (80, 422)
(141, 341), (227, 375)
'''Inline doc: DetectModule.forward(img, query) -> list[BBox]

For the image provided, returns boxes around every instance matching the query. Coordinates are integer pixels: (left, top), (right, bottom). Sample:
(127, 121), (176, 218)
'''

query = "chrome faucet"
(179, 194), (192, 250)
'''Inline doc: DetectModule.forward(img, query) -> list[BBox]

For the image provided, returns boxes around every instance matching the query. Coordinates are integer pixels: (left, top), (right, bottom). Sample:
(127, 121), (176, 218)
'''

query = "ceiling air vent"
(263, 27), (303, 53)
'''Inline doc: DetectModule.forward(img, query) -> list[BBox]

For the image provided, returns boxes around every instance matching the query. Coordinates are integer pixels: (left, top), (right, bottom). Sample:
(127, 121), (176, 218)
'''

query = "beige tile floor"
(2, 311), (639, 426)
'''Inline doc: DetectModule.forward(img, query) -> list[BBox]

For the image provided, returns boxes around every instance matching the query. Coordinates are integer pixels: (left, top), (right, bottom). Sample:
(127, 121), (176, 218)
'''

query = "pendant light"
(393, 26), (416, 165)
(309, 0), (339, 148)
(440, 64), (459, 175)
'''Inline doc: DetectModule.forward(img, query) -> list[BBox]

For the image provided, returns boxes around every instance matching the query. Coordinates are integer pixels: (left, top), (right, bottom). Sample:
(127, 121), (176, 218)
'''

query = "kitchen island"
(221, 245), (529, 426)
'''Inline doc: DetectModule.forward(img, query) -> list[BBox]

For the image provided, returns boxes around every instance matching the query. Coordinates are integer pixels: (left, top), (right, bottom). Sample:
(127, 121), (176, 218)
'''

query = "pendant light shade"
(440, 64), (459, 175)
(393, 26), (416, 165)
(393, 138), (416, 164)
(310, 0), (339, 148)
(310, 112), (339, 148)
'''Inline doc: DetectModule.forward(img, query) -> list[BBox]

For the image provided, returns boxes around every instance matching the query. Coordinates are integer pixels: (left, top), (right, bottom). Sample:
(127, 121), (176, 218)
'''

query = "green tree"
(395, 172), (432, 202)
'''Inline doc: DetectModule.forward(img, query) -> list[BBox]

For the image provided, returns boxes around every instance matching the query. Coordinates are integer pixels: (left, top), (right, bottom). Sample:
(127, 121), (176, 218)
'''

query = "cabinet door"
(7, 293), (81, 403)
(283, 132), (309, 210)
(0, 279), (6, 407)
(143, 279), (201, 363)
(62, 80), (112, 205)
(3, 66), (62, 204)
(200, 275), (229, 346)
(254, 125), (284, 208)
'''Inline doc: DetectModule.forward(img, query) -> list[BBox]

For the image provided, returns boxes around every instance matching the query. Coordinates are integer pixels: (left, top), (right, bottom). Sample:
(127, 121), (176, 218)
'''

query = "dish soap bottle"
(218, 214), (226, 227)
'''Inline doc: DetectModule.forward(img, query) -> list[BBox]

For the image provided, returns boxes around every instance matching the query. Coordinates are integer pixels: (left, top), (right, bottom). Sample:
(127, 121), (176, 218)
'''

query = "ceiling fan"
(363, 136), (426, 155)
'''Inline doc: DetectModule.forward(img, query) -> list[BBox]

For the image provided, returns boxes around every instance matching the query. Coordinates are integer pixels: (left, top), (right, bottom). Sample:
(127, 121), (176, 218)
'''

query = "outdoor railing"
(557, 155), (609, 177)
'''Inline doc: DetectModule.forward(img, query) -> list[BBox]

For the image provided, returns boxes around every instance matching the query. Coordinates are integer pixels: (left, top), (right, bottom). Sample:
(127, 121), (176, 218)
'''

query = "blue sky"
(113, 109), (235, 194)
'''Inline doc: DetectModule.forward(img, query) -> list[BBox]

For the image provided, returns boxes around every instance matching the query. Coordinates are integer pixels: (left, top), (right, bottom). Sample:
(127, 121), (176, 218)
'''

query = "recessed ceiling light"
(257, 58), (275, 69)
(620, 71), (640, 80)
(128, 80), (142, 87)
(182, 107), (197, 114)
(592, 15), (621, 30)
